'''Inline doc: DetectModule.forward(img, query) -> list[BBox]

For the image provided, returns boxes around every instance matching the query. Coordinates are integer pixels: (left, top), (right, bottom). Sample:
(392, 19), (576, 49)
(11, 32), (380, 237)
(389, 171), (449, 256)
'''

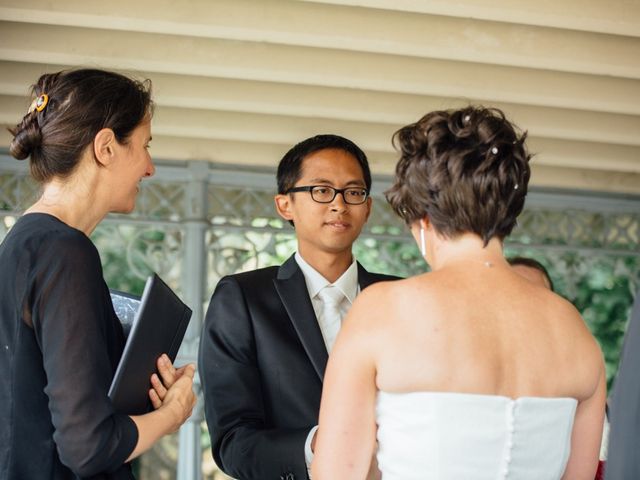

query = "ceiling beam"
(2, 96), (638, 176)
(1, 22), (639, 116)
(298, 0), (640, 37)
(2, 62), (640, 148)
(1, 0), (638, 78)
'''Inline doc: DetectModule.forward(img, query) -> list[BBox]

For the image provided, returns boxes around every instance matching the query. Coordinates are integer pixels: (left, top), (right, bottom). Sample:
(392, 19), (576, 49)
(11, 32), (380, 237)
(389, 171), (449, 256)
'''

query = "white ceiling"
(1, 0), (639, 194)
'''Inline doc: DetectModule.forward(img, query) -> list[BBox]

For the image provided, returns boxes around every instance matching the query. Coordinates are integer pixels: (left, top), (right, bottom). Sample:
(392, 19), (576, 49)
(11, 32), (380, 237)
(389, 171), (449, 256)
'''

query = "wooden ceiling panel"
(300, 0), (640, 37)
(1, 0), (638, 78)
(0, 0), (638, 194)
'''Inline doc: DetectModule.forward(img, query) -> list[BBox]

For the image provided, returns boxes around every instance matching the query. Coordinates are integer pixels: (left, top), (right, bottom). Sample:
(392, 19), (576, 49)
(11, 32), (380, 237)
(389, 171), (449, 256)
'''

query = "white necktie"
(316, 285), (346, 353)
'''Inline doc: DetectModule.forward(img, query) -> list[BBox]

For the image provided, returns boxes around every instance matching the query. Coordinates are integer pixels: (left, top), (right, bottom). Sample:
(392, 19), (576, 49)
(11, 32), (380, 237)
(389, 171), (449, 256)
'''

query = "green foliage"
(91, 227), (149, 296)
(354, 236), (427, 278)
(569, 257), (637, 391)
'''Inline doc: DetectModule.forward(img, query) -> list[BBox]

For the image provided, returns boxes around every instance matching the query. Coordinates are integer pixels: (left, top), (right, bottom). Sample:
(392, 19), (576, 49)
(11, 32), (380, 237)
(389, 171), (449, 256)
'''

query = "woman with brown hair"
(0, 69), (196, 479)
(312, 106), (605, 479)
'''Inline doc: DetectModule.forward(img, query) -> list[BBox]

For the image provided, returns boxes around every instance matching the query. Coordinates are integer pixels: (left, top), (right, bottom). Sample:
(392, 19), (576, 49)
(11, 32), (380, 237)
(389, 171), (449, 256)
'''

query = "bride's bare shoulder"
(347, 274), (439, 331)
(357, 273), (435, 305)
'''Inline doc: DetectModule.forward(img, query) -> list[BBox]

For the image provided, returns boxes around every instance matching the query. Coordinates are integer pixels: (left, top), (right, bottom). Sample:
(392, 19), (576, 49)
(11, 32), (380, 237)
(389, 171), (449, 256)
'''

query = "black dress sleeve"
(30, 231), (138, 477)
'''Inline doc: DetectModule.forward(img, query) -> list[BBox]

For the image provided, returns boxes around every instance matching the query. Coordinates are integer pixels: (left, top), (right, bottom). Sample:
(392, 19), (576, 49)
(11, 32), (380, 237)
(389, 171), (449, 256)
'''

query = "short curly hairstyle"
(385, 106), (531, 245)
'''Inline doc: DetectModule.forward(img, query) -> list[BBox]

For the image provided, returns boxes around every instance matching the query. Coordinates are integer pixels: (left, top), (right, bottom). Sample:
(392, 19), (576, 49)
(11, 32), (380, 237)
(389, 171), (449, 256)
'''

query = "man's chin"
(320, 239), (358, 255)
(111, 203), (136, 215)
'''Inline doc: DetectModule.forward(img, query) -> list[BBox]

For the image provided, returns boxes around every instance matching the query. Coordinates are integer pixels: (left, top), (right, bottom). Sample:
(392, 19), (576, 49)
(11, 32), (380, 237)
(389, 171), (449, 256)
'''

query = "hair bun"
(9, 113), (42, 160)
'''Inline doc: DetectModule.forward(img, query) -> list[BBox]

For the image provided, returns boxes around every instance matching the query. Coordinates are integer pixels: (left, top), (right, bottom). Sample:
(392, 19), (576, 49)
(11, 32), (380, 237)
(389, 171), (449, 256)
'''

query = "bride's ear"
(93, 128), (117, 167)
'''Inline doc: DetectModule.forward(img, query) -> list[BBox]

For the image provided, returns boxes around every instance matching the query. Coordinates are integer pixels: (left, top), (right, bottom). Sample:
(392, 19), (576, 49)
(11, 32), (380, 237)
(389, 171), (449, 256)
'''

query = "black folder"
(108, 274), (192, 415)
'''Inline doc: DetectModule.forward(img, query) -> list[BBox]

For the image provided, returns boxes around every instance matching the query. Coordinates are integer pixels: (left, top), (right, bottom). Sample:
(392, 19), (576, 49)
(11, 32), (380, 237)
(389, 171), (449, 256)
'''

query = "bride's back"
(371, 260), (601, 403)
(361, 261), (603, 479)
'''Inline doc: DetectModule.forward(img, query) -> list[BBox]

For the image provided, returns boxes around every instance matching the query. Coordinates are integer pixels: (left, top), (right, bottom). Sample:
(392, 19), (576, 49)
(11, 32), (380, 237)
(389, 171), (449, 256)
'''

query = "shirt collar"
(295, 252), (359, 304)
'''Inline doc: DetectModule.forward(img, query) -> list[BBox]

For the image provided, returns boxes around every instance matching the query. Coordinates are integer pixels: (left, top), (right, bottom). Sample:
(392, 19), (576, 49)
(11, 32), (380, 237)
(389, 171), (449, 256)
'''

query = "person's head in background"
(508, 256), (554, 291)
(9, 68), (155, 217)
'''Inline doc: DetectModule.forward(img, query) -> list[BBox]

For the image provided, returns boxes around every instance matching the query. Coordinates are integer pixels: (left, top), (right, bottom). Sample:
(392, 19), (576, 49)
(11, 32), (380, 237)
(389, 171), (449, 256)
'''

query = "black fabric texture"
(0, 213), (138, 480)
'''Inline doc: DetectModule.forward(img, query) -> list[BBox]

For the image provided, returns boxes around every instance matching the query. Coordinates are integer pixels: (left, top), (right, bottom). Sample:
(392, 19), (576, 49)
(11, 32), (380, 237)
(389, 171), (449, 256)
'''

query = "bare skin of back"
(374, 262), (601, 402)
(313, 231), (606, 480)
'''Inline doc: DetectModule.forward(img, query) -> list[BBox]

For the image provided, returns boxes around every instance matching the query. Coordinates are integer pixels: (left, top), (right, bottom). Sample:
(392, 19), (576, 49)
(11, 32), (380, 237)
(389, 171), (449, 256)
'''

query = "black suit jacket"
(198, 255), (398, 480)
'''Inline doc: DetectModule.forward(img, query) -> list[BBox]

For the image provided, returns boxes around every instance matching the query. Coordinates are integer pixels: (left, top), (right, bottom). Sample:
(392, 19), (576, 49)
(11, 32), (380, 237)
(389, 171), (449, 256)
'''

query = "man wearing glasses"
(199, 134), (398, 480)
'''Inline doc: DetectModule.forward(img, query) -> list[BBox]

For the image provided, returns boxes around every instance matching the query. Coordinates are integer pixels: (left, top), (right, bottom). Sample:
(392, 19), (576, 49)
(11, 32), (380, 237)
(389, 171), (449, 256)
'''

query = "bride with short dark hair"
(312, 106), (605, 480)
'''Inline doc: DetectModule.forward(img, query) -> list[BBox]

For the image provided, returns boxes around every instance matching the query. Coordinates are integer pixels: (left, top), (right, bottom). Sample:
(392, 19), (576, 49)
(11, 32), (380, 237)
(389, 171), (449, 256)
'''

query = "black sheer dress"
(0, 213), (138, 479)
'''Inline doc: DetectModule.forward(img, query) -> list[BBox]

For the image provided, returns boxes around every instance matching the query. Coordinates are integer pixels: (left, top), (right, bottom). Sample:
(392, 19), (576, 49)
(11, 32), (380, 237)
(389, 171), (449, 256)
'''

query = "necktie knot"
(316, 285), (347, 353)
(317, 285), (345, 306)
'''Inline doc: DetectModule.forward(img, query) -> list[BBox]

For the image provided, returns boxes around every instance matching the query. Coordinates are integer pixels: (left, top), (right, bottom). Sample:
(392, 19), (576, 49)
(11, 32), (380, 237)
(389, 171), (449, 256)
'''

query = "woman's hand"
(149, 354), (191, 408)
(127, 355), (197, 461)
(148, 354), (197, 432)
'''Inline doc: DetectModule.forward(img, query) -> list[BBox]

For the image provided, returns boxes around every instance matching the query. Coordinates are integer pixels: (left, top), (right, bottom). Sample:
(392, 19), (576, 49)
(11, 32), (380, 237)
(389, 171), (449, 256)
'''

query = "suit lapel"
(357, 262), (377, 290)
(274, 255), (328, 381)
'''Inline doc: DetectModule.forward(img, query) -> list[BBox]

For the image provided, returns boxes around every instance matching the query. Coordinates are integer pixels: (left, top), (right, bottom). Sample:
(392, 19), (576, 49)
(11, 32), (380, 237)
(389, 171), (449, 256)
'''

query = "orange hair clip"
(28, 93), (49, 114)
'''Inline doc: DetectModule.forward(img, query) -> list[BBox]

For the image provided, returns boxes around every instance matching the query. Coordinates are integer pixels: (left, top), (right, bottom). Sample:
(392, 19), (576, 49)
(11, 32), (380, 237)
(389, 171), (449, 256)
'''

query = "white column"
(177, 160), (209, 480)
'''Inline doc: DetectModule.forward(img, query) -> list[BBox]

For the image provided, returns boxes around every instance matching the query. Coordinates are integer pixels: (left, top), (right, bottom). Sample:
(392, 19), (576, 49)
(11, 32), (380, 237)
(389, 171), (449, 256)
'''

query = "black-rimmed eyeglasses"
(285, 185), (370, 205)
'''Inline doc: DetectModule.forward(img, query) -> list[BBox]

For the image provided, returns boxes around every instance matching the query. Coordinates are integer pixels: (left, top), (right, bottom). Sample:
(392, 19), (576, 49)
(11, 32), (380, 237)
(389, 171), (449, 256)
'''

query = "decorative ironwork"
(513, 209), (640, 252)
(0, 172), (39, 213)
(207, 187), (276, 225)
(93, 222), (184, 294)
(126, 181), (188, 221)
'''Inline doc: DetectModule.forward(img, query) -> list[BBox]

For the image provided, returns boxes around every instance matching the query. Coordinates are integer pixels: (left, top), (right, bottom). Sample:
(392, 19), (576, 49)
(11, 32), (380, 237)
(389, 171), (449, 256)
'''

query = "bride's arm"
(312, 291), (380, 480)
(562, 364), (606, 480)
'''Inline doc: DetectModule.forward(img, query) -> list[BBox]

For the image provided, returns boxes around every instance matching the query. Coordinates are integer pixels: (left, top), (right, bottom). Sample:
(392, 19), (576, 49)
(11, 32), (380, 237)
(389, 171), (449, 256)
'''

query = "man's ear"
(93, 128), (117, 167)
(364, 197), (372, 222)
(274, 194), (294, 222)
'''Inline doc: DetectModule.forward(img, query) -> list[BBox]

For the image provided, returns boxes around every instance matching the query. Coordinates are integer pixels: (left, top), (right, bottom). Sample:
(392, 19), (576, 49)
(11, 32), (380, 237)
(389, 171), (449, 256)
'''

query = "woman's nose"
(146, 159), (156, 177)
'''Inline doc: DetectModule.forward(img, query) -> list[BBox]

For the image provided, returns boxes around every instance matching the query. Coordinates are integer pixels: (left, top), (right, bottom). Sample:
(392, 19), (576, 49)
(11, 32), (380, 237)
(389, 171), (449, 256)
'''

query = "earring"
(420, 226), (426, 257)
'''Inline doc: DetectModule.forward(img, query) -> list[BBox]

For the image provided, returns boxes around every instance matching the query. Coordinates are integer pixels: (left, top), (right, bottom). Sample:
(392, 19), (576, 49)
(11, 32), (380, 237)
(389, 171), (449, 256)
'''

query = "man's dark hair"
(276, 134), (372, 194)
(386, 106), (531, 246)
(507, 256), (555, 291)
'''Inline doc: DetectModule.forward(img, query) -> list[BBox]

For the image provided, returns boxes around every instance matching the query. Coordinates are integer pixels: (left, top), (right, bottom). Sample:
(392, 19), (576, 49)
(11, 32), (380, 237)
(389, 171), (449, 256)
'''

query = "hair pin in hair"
(28, 94), (49, 114)
(491, 146), (498, 155)
(463, 115), (471, 124)
(514, 183), (519, 190)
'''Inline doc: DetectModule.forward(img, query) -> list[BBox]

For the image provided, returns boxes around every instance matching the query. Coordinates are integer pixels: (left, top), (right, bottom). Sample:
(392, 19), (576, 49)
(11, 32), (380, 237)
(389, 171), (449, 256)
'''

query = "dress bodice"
(376, 391), (577, 480)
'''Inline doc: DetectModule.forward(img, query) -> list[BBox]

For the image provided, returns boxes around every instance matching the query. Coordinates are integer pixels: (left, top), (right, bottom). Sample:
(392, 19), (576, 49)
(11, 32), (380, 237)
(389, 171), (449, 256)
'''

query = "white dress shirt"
(294, 252), (360, 476)
(295, 252), (359, 352)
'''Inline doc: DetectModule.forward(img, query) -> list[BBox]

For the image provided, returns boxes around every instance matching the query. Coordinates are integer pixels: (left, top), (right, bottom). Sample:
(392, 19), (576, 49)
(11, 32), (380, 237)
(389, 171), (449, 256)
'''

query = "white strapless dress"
(376, 391), (577, 480)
